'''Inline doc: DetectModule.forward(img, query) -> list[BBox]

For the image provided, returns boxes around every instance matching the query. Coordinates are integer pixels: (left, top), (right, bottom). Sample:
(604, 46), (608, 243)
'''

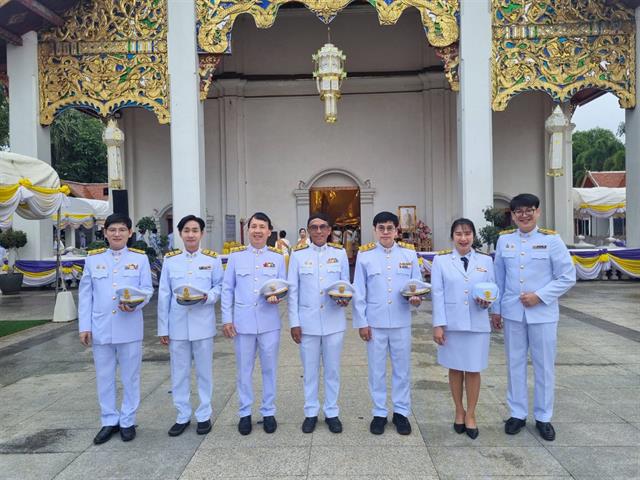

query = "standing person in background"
(296, 227), (311, 248)
(492, 193), (576, 442)
(287, 213), (350, 434)
(221, 212), (286, 435)
(431, 218), (495, 440)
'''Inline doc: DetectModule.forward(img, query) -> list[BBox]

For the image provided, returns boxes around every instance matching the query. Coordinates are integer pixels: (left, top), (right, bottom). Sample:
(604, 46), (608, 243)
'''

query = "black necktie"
(461, 256), (468, 271)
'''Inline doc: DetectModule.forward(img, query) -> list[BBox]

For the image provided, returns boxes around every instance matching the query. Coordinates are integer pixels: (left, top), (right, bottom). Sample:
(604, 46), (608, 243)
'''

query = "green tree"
(572, 128), (625, 186)
(51, 109), (107, 183)
(0, 89), (8, 149)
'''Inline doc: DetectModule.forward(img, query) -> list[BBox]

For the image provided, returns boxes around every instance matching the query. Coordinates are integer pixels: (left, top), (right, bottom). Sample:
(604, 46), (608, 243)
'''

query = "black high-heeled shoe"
(453, 423), (466, 434)
(465, 426), (479, 439)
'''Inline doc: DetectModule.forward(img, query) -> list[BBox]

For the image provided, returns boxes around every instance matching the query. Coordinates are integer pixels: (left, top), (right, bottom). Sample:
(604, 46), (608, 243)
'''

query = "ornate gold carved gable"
(39, 0), (170, 125)
(196, 0), (460, 90)
(492, 0), (636, 111)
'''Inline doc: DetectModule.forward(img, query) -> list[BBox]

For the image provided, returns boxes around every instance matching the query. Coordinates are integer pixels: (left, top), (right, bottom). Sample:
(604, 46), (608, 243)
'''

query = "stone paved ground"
(0, 281), (638, 479)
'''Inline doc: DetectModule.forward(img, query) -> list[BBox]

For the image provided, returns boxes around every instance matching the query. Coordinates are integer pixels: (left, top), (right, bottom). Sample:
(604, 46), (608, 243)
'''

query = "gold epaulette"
(164, 249), (182, 258)
(129, 247), (146, 254)
(230, 245), (247, 254)
(538, 227), (557, 235)
(268, 246), (284, 255)
(398, 241), (415, 251)
(87, 247), (106, 256)
(499, 228), (517, 235)
(327, 242), (344, 249)
(292, 243), (309, 251)
(437, 249), (452, 255)
(201, 249), (218, 258)
(359, 242), (376, 252)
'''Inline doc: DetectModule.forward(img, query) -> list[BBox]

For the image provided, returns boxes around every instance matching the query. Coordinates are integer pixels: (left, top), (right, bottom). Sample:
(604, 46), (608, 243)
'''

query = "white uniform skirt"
(437, 330), (490, 372)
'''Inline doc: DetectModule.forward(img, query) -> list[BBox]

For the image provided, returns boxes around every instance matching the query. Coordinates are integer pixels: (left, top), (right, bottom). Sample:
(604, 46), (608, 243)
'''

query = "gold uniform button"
(520, 265), (524, 269)
(520, 279), (524, 283)
(254, 277), (258, 282)
(113, 269), (118, 273)
(256, 265), (259, 269)
(112, 283), (117, 287)
(521, 252), (525, 256)
(388, 289), (392, 293)
(387, 277), (392, 282)
(464, 301), (468, 305)
(320, 277), (323, 281)
(320, 305), (324, 309)
(112, 296), (116, 300)
(387, 266), (391, 270)
(112, 310), (116, 314)
(253, 290), (258, 294)
(388, 300), (392, 304)
(254, 302), (258, 306)
(386, 255), (390, 259)
(464, 290), (468, 294)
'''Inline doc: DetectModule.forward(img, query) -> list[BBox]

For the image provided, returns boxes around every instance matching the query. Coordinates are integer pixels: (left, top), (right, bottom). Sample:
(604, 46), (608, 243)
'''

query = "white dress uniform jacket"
(221, 246), (286, 333)
(493, 227), (576, 323)
(353, 242), (422, 329)
(157, 249), (223, 341)
(431, 250), (495, 332)
(79, 247), (153, 344)
(287, 242), (350, 335)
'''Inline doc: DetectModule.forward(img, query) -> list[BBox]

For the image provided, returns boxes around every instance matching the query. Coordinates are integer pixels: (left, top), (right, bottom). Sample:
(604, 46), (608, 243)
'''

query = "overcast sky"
(571, 93), (625, 140)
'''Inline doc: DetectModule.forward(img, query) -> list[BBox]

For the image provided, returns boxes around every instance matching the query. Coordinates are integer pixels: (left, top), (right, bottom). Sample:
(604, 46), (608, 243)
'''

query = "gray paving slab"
(547, 446), (640, 479)
(0, 281), (638, 479)
(0, 453), (77, 480)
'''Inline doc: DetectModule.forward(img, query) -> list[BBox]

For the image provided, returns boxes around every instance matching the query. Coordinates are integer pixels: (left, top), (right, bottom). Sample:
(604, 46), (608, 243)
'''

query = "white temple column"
(167, 0), (206, 247)
(456, 0), (493, 231)
(7, 31), (53, 260)
(546, 105), (574, 244)
(625, 7), (640, 248)
(217, 79), (247, 243)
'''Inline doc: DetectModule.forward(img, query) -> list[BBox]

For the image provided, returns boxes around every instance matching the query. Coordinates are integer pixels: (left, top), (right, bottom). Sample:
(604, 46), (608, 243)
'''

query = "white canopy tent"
(572, 187), (626, 219)
(0, 152), (70, 229)
(0, 152), (75, 321)
(52, 197), (111, 229)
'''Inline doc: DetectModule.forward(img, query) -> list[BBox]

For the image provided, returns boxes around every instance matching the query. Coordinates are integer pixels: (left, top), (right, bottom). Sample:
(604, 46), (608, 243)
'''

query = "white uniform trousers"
(504, 318), (558, 422)
(300, 331), (345, 418)
(234, 330), (280, 417)
(367, 326), (412, 417)
(93, 341), (143, 427)
(169, 337), (214, 423)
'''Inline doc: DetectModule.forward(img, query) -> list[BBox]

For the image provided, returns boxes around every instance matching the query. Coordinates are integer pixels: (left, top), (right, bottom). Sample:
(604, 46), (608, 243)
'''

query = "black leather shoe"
(504, 417), (526, 435)
(466, 427), (479, 439)
(370, 416), (387, 435)
(168, 421), (190, 437)
(120, 425), (136, 442)
(324, 416), (343, 433)
(196, 420), (212, 435)
(535, 421), (556, 441)
(263, 415), (277, 434)
(453, 423), (466, 434)
(302, 416), (317, 433)
(238, 415), (252, 435)
(392, 413), (412, 435)
(93, 425), (119, 445)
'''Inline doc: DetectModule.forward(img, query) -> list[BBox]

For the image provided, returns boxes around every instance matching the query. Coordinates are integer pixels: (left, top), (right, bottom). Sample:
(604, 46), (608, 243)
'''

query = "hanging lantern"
(544, 105), (569, 177)
(312, 43), (346, 123)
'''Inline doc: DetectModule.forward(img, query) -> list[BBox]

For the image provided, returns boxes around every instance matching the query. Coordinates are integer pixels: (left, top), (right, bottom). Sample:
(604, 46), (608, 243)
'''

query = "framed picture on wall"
(398, 206), (416, 232)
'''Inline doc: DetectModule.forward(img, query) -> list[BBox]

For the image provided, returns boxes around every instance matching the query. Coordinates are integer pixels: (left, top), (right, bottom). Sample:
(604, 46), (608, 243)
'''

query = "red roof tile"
(581, 171), (626, 188)
(62, 180), (109, 200)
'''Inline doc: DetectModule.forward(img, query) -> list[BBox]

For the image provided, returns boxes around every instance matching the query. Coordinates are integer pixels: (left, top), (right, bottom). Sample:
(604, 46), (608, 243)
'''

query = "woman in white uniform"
(431, 218), (495, 439)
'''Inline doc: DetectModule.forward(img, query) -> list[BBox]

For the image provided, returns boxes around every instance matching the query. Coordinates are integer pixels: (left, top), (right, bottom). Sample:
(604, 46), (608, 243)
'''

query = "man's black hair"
(373, 211), (399, 227)
(248, 212), (273, 230)
(104, 213), (132, 230)
(510, 193), (540, 211)
(279, 230), (287, 238)
(177, 215), (205, 232)
(307, 212), (330, 226)
(450, 218), (476, 239)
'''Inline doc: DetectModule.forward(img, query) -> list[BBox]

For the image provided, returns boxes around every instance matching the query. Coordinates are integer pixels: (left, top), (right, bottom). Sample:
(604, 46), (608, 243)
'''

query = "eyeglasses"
(308, 224), (330, 231)
(513, 207), (536, 217)
(376, 225), (396, 233)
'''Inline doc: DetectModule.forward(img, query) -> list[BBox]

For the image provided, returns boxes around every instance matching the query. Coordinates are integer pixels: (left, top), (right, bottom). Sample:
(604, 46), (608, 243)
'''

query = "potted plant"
(478, 207), (507, 252)
(0, 229), (27, 294)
